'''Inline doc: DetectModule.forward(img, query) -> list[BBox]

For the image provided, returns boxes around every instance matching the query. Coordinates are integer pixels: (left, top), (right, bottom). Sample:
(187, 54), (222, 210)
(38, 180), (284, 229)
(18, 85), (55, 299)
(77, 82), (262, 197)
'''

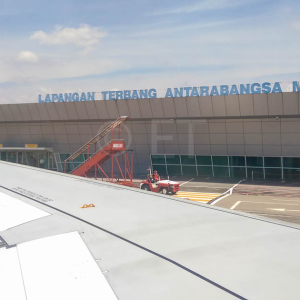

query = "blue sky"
(0, 0), (300, 103)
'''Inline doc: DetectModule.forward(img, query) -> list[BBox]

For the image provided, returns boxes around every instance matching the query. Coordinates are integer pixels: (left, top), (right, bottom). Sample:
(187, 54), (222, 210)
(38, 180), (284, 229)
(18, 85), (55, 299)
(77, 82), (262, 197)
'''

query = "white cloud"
(30, 24), (107, 54)
(153, 0), (251, 15)
(17, 51), (39, 63)
(0, 3), (299, 104)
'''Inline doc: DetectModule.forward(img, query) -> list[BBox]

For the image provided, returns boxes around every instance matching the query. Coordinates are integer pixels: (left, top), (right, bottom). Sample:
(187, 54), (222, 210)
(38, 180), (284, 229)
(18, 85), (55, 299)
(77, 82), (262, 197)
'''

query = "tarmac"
(115, 176), (300, 225)
(174, 177), (300, 225)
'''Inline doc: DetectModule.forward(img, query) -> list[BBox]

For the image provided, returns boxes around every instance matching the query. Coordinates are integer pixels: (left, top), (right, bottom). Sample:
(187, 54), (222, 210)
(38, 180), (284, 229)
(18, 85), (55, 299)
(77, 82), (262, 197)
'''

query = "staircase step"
(66, 116), (128, 163)
(70, 140), (125, 176)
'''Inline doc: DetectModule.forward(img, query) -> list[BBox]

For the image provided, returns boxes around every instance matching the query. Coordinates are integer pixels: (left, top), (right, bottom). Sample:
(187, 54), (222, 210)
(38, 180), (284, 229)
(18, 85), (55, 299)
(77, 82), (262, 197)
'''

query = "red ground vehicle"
(140, 179), (180, 195)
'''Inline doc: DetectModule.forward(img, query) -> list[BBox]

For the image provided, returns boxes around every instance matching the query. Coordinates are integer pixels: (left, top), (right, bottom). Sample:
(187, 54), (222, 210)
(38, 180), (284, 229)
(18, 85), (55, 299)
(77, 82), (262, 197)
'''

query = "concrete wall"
(1, 92), (300, 174)
(1, 118), (300, 174)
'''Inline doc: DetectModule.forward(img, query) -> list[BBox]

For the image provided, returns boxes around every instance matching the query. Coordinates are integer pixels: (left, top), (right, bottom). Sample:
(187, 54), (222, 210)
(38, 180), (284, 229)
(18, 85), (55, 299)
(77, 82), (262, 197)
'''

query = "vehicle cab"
(140, 178), (180, 195)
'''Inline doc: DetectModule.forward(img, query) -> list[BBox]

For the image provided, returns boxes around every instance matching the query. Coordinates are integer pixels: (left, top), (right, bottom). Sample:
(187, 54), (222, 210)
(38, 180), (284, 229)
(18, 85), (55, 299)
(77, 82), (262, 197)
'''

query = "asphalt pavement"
(133, 177), (300, 225)
(175, 178), (300, 225)
(214, 194), (300, 225)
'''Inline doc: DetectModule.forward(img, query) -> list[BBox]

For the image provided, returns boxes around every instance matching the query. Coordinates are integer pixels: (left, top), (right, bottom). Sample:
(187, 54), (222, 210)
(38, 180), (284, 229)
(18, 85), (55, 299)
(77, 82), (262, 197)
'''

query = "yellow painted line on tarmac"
(176, 195), (220, 198)
(173, 191), (221, 203)
(175, 195), (220, 198)
(177, 192), (220, 195)
(175, 193), (220, 197)
(188, 198), (213, 202)
(174, 196), (217, 200)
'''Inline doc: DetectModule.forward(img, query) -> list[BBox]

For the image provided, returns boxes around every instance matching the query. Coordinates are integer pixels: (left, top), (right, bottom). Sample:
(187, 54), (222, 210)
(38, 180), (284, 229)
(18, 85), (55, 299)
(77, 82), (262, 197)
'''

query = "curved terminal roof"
(0, 92), (298, 123)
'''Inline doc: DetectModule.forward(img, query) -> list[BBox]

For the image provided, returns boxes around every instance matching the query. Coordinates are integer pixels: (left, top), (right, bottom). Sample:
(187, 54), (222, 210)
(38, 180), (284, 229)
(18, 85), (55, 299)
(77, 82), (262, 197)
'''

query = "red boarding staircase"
(64, 116), (134, 186)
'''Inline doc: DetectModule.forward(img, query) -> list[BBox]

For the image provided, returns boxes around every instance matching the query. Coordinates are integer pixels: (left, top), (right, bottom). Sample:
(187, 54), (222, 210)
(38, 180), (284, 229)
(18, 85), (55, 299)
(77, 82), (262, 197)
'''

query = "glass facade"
(246, 157), (263, 167)
(4, 150), (300, 181)
(197, 165), (213, 177)
(60, 153), (86, 172)
(196, 156), (211, 166)
(0, 151), (56, 170)
(151, 155), (300, 181)
(166, 155), (180, 165)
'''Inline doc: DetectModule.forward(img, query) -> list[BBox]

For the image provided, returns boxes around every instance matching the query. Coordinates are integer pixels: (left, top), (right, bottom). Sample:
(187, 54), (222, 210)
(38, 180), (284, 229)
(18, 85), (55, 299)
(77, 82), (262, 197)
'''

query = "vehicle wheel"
(141, 184), (150, 191)
(160, 187), (168, 195)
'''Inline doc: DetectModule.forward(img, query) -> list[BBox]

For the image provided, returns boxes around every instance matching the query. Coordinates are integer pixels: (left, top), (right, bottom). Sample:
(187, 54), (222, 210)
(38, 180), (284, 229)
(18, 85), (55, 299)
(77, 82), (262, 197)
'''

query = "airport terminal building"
(1, 90), (300, 180)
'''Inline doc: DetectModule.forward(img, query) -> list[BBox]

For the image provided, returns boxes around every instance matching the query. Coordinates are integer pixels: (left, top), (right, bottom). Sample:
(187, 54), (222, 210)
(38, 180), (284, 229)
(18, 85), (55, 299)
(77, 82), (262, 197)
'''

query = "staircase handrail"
(65, 116), (128, 162)
(69, 139), (124, 174)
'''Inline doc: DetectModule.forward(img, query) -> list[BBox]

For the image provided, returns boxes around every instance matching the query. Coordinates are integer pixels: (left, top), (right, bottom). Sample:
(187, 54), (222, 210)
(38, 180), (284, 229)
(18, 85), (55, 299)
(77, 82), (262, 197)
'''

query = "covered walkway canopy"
(0, 147), (55, 169)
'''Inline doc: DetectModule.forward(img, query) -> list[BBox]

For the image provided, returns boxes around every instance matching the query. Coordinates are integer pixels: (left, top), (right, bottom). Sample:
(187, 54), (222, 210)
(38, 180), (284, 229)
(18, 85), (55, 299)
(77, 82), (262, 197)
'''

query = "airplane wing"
(0, 160), (300, 300)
